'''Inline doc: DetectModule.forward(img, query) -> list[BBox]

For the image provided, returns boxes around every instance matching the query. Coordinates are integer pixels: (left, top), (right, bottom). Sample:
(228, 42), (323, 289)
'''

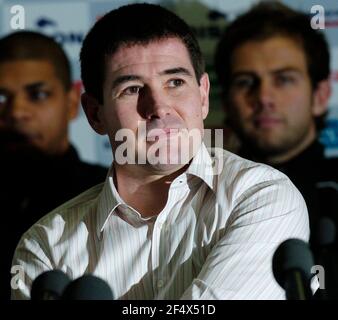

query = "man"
(215, 2), (338, 298)
(0, 31), (107, 299)
(12, 4), (309, 300)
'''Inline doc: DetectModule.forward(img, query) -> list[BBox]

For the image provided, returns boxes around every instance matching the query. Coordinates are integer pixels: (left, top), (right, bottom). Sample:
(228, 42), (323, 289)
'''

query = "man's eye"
(276, 75), (295, 86)
(168, 79), (184, 88)
(29, 91), (50, 101)
(231, 77), (255, 89)
(123, 86), (140, 95)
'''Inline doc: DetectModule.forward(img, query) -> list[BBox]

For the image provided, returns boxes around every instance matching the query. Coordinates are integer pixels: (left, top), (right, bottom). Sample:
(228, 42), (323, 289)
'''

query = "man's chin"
(0, 131), (40, 154)
(0, 142), (47, 162)
(147, 162), (189, 174)
(247, 139), (290, 157)
(238, 128), (277, 149)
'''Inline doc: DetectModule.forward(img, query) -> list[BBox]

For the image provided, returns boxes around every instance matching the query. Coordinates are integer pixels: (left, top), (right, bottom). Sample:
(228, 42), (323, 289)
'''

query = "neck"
(113, 163), (188, 217)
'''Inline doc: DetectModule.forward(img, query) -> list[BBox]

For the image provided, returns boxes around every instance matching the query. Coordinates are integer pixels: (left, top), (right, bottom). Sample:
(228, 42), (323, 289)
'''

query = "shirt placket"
(151, 216), (167, 297)
(150, 179), (190, 298)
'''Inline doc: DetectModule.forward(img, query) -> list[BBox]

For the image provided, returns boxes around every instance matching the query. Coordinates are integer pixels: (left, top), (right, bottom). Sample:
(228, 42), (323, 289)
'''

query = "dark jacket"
(272, 141), (338, 247)
(0, 145), (108, 300)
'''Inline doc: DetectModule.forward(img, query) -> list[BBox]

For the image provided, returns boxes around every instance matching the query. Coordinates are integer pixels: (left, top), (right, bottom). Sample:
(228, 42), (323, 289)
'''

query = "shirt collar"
(96, 167), (122, 239)
(96, 143), (216, 238)
(185, 142), (215, 191)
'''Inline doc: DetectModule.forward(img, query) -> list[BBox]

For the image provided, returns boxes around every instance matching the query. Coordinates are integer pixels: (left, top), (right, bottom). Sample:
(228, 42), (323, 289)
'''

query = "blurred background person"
(0, 31), (107, 300)
(215, 1), (338, 298)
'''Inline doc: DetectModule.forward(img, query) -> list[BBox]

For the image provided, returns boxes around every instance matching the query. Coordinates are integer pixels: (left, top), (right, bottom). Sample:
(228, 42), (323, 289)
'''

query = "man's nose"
(140, 87), (171, 120)
(252, 79), (276, 110)
(8, 96), (32, 122)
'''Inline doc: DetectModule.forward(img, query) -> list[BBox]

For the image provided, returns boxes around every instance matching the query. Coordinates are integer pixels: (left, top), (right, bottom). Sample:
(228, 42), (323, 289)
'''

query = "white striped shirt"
(12, 143), (309, 300)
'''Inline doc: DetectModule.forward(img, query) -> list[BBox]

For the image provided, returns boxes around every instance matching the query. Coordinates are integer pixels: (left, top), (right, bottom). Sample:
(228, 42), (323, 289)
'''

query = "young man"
(0, 31), (107, 300)
(215, 2), (338, 298)
(12, 4), (309, 300)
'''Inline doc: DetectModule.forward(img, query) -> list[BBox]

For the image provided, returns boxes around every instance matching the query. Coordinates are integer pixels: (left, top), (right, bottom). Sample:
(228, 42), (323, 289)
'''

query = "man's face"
(87, 37), (209, 172)
(225, 36), (327, 159)
(0, 60), (78, 155)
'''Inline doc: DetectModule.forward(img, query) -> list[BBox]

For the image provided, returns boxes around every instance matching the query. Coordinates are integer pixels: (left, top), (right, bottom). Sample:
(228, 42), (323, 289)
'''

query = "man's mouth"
(253, 116), (283, 129)
(146, 128), (180, 140)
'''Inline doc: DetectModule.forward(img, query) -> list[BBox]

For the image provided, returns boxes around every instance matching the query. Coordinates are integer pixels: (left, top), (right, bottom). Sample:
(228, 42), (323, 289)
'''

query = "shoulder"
(213, 148), (292, 192)
(212, 148), (306, 215)
(22, 182), (104, 241)
(209, 148), (309, 239)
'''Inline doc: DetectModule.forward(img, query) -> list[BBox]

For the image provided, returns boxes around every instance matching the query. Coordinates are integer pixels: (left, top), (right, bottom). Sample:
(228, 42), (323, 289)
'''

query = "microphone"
(272, 238), (314, 300)
(315, 217), (338, 299)
(31, 270), (71, 300)
(62, 274), (113, 300)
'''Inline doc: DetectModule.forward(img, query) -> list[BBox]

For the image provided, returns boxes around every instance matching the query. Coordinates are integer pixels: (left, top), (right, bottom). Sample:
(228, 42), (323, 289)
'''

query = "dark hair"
(0, 31), (72, 91)
(80, 3), (204, 104)
(214, 1), (330, 130)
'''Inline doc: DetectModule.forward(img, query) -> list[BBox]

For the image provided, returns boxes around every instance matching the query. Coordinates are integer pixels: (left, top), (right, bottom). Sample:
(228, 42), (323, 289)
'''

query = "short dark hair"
(80, 3), (204, 104)
(214, 1), (330, 130)
(0, 31), (72, 91)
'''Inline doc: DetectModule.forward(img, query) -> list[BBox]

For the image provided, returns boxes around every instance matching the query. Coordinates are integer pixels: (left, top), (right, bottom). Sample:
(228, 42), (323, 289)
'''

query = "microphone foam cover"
(272, 238), (314, 289)
(31, 270), (70, 300)
(62, 274), (113, 300)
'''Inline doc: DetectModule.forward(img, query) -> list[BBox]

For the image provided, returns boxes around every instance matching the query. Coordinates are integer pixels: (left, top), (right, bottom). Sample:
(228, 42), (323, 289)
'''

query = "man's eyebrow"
(111, 75), (142, 90)
(231, 71), (255, 78)
(232, 67), (302, 77)
(0, 82), (47, 94)
(111, 68), (193, 90)
(159, 67), (193, 77)
(271, 67), (302, 75)
(25, 82), (46, 91)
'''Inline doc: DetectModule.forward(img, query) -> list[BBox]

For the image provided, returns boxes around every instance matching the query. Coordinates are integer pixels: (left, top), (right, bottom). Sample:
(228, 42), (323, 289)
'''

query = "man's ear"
(312, 79), (331, 117)
(199, 73), (210, 120)
(66, 84), (80, 121)
(81, 92), (106, 135)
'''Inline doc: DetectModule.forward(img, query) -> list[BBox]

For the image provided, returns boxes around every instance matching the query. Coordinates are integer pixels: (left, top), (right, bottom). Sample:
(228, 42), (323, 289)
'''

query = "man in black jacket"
(215, 2), (338, 298)
(0, 31), (107, 299)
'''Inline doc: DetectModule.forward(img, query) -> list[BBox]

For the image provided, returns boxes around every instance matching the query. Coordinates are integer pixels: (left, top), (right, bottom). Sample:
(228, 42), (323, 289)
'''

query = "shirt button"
(157, 280), (164, 288)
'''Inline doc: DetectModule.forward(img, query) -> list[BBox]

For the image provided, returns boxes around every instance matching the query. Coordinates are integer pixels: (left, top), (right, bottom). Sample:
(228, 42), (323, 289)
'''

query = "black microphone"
(315, 217), (338, 299)
(62, 274), (113, 300)
(31, 270), (71, 300)
(272, 238), (314, 300)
